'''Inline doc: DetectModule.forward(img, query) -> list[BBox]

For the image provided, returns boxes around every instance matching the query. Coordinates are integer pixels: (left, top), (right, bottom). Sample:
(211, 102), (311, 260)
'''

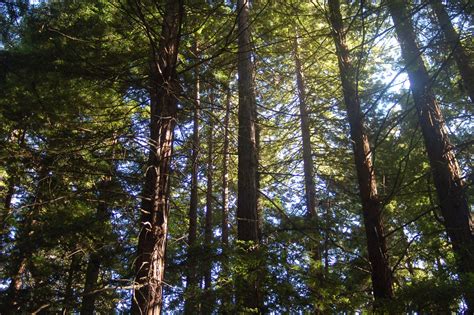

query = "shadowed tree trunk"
(62, 252), (81, 314)
(131, 0), (184, 313)
(184, 41), (200, 315)
(222, 84), (231, 247)
(236, 0), (262, 312)
(81, 180), (112, 315)
(387, 0), (474, 310)
(328, 0), (393, 303)
(429, 0), (474, 103)
(202, 114), (214, 314)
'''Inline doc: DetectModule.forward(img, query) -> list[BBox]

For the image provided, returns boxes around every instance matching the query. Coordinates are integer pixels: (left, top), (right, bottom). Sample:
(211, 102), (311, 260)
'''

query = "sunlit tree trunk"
(328, 0), (393, 303)
(430, 0), (474, 103)
(387, 1), (474, 310)
(131, 0), (184, 313)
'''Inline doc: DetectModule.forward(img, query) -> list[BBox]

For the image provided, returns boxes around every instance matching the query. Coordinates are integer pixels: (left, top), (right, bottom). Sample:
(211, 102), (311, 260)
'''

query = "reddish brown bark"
(387, 0), (474, 310)
(328, 0), (393, 302)
(131, 0), (184, 313)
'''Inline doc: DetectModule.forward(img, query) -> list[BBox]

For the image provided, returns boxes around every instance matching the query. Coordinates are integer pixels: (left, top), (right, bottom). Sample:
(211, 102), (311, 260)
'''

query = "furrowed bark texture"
(236, 0), (262, 311)
(429, 0), (474, 103)
(131, 1), (183, 314)
(328, 0), (393, 302)
(387, 0), (474, 310)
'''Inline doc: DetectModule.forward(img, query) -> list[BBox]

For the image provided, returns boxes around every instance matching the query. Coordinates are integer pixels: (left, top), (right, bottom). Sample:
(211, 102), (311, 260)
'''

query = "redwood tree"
(131, 0), (184, 313)
(327, 0), (393, 303)
(387, 0), (474, 310)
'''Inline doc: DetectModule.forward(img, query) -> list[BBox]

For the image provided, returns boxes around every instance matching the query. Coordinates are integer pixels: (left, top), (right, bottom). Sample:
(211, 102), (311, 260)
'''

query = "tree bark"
(293, 36), (317, 220)
(236, 0), (262, 311)
(387, 0), (474, 310)
(328, 0), (393, 303)
(131, 1), (184, 314)
(429, 0), (474, 103)
(184, 41), (200, 315)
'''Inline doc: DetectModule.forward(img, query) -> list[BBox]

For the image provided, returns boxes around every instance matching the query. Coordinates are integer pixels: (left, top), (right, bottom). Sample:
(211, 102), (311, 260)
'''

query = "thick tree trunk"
(131, 1), (183, 314)
(184, 41), (200, 315)
(430, 0), (474, 103)
(236, 0), (262, 311)
(387, 1), (474, 310)
(328, 0), (393, 303)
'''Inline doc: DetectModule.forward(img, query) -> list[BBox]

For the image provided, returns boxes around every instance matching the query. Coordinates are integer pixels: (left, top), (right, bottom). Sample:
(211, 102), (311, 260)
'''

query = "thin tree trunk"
(387, 1), (474, 310)
(430, 0), (474, 103)
(328, 0), (393, 303)
(62, 252), (81, 314)
(220, 84), (231, 314)
(236, 0), (262, 311)
(293, 34), (324, 312)
(293, 36), (317, 220)
(81, 186), (110, 315)
(184, 40), (200, 315)
(222, 85), (231, 247)
(202, 115), (214, 314)
(6, 161), (50, 313)
(131, 1), (184, 313)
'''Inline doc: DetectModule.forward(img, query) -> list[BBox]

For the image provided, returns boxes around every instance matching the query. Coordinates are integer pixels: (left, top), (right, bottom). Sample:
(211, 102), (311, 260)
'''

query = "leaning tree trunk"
(131, 0), (184, 314)
(236, 0), (262, 312)
(429, 0), (474, 103)
(387, 0), (474, 310)
(328, 0), (393, 303)
(184, 41), (200, 315)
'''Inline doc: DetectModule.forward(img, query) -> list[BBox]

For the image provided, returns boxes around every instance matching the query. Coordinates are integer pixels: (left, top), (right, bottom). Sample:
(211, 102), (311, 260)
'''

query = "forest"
(0, 0), (473, 313)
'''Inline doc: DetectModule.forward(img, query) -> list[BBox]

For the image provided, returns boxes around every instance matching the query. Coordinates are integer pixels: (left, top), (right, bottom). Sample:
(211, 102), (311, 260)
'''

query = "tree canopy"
(0, 0), (472, 313)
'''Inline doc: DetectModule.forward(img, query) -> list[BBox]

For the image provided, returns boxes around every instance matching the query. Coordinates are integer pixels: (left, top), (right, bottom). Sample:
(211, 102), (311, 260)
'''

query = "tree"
(386, 0), (474, 310)
(327, 0), (393, 303)
(131, 0), (184, 313)
(429, 0), (474, 103)
(236, 0), (262, 311)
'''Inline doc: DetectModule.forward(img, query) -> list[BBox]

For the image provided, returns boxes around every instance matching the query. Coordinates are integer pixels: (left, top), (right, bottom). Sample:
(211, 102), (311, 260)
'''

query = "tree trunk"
(387, 0), (474, 310)
(293, 34), (324, 312)
(430, 0), (474, 103)
(222, 84), (231, 247)
(328, 0), (393, 303)
(184, 41), (200, 315)
(62, 253), (81, 314)
(293, 36), (317, 220)
(131, 1), (184, 313)
(81, 186), (110, 315)
(202, 115), (214, 314)
(236, 0), (262, 311)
